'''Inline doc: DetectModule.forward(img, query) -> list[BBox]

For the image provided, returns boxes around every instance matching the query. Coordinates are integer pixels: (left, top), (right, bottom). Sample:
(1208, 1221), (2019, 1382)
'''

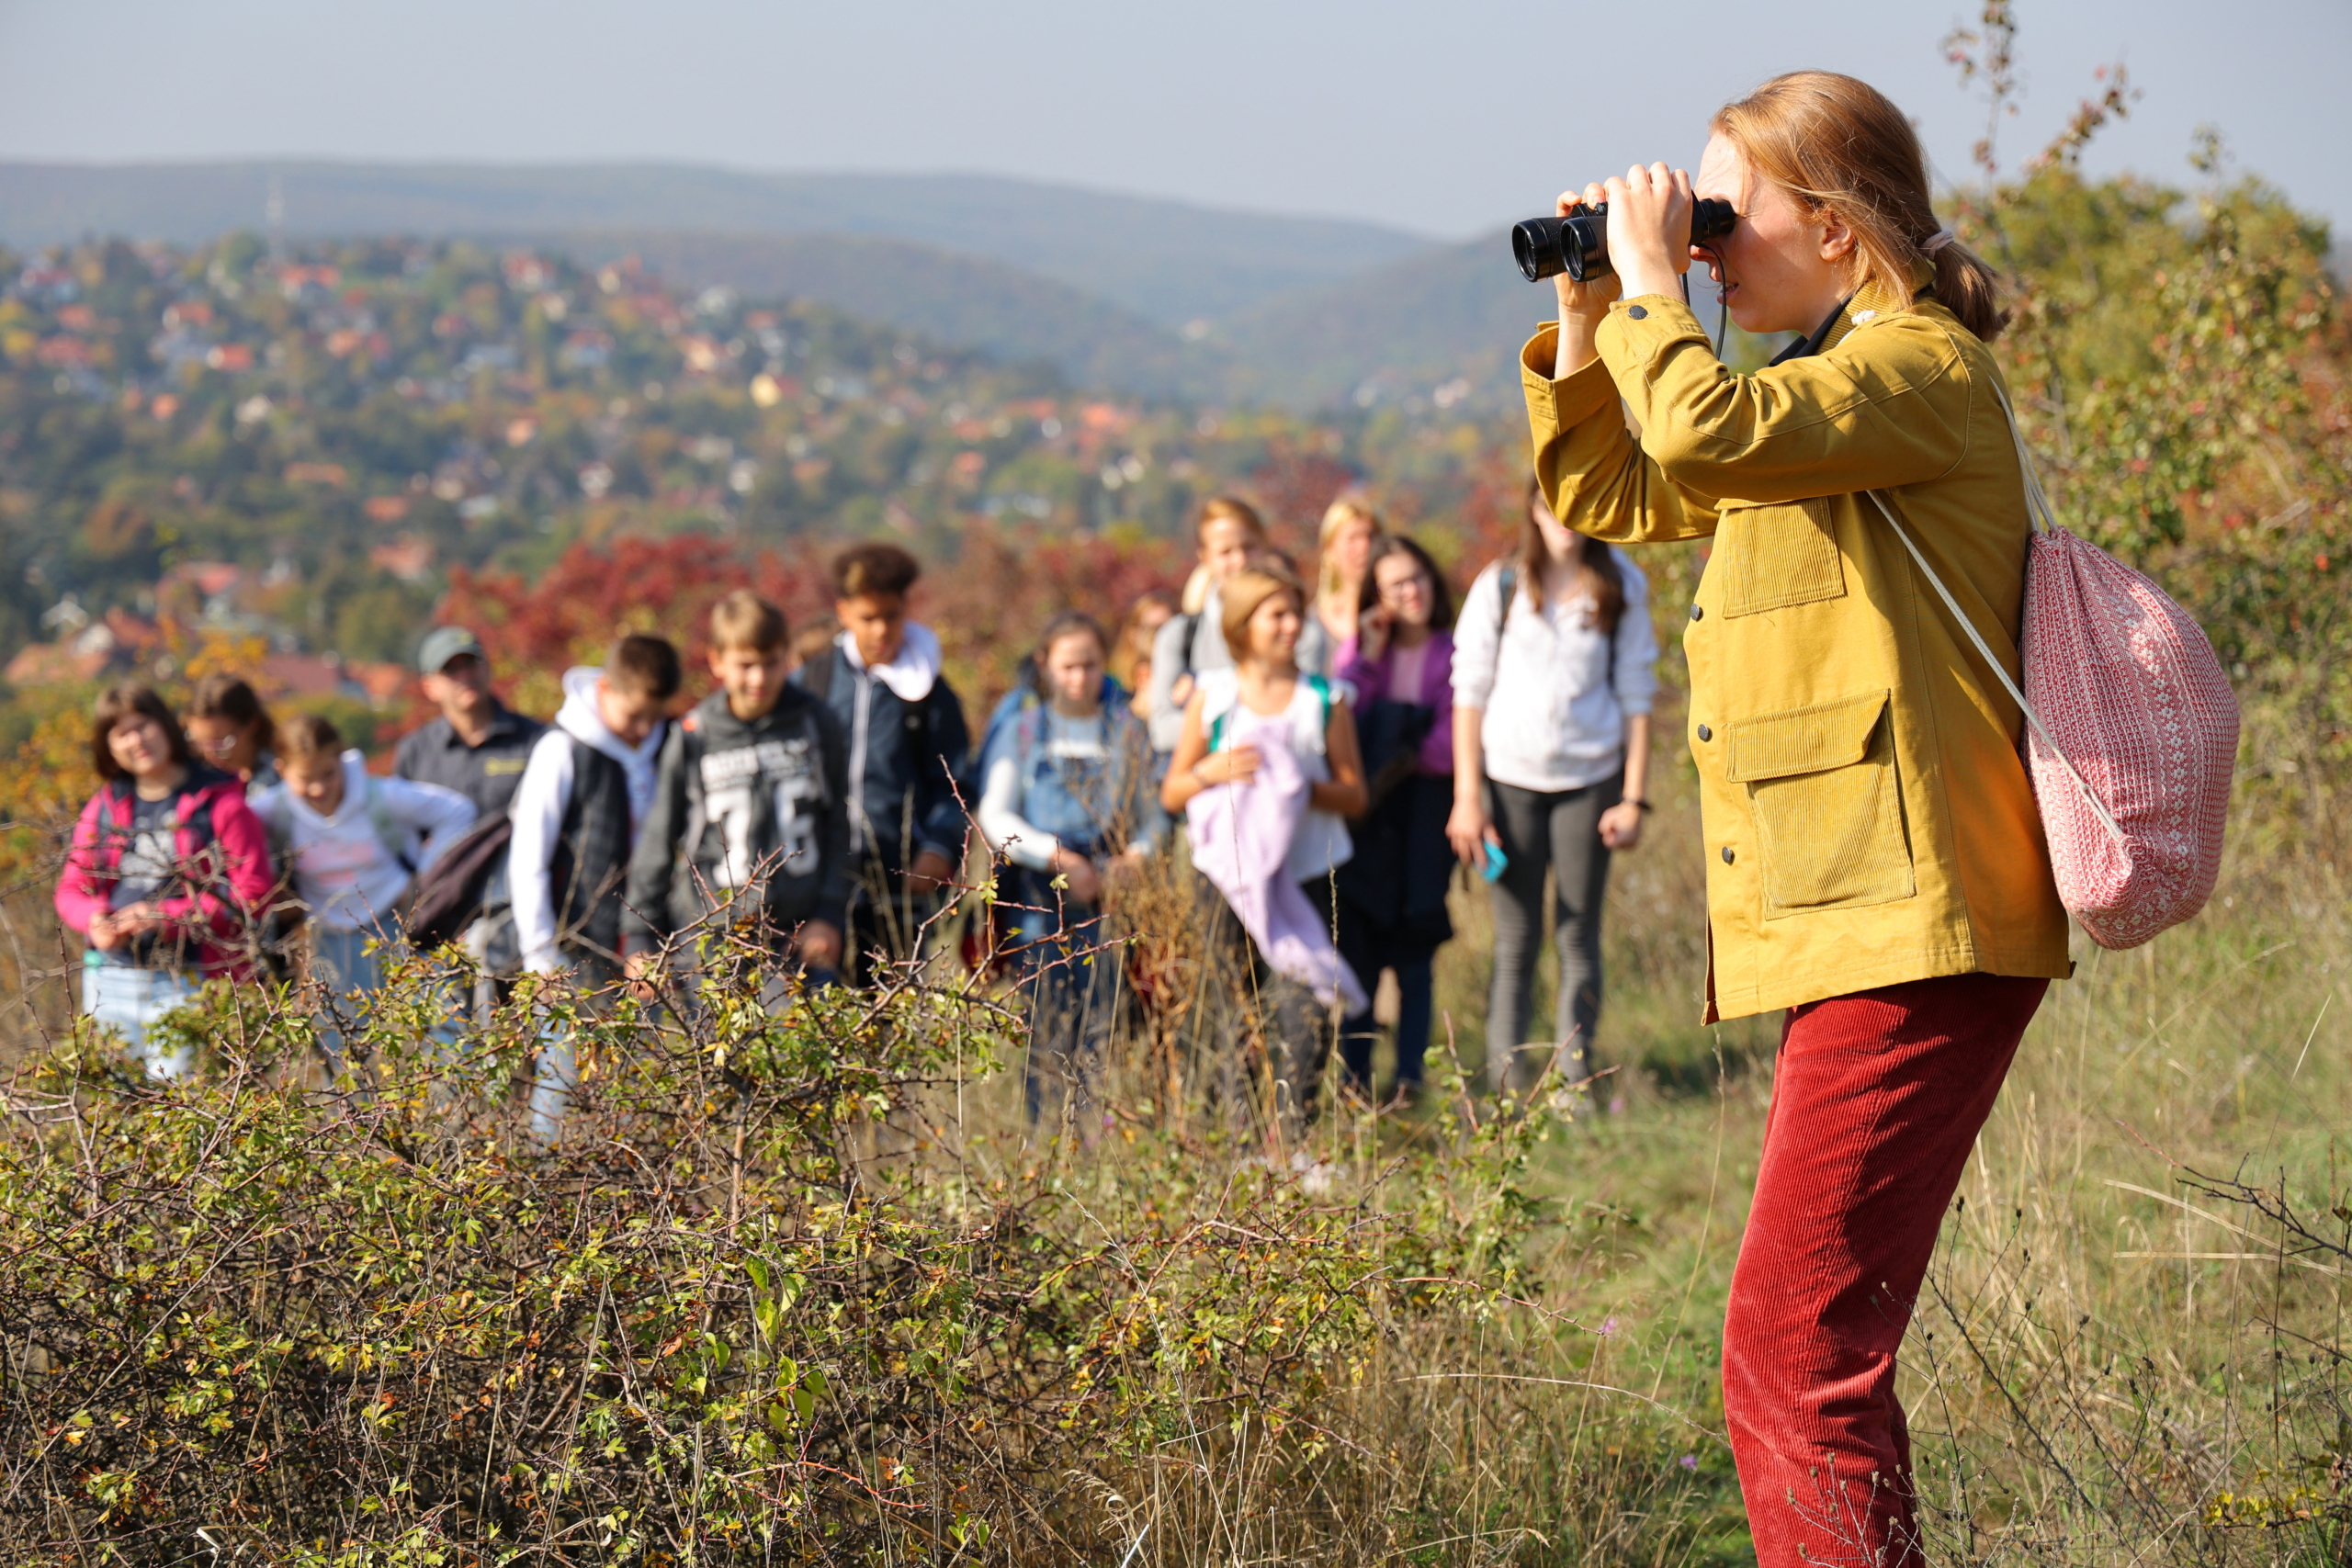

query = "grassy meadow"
(2, 31), (2348, 1551)
(0, 748), (2343, 1564)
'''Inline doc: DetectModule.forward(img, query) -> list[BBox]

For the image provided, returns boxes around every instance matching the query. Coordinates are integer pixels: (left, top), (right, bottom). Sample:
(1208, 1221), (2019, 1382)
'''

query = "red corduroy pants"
(1724, 972), (2048, 1567)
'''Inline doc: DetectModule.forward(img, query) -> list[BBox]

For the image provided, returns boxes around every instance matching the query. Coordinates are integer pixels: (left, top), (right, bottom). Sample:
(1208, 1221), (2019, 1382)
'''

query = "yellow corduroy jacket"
(1522, 275), (2072, 1021)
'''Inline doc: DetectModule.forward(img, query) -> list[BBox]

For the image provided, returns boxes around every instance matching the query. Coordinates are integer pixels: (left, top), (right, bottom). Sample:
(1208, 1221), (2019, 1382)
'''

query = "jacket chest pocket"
(1718, 497), (1846, 617)
(1724, 690), (1915, 917)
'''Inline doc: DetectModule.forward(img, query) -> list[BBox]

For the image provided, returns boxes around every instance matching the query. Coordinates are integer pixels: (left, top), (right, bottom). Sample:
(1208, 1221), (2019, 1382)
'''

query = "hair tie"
(1922, 229), (1958, 254)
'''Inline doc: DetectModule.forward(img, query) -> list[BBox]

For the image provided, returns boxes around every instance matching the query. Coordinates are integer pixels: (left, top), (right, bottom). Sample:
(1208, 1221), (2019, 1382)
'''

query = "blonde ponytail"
(1927, 234), (2008, 343)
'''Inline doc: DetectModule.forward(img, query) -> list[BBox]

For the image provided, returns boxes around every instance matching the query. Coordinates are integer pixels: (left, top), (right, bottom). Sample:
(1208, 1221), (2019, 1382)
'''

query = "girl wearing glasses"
(183, 673), (279, 791)
(1330, 536), (1458, 1105)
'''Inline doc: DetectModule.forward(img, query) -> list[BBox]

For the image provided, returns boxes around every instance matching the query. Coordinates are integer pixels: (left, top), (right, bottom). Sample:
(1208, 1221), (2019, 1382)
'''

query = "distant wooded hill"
(0, 162), (1556, 410)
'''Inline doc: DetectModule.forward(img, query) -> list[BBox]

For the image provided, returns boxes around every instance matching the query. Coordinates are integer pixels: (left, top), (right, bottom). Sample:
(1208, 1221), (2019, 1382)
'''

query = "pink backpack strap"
(1863, 487), (2121, 847)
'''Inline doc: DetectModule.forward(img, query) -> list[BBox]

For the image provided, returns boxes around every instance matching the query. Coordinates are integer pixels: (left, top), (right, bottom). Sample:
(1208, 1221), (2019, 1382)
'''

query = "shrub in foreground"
(0, 937), (1638, 1564)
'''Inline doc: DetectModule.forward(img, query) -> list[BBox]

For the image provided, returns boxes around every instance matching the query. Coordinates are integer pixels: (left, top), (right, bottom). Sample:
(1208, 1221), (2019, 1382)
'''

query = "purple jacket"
(1336, 630), (1455, 776)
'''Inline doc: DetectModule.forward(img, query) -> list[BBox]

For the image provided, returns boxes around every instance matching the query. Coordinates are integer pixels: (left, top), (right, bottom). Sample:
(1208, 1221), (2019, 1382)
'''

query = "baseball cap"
(416, 626), (486, 675)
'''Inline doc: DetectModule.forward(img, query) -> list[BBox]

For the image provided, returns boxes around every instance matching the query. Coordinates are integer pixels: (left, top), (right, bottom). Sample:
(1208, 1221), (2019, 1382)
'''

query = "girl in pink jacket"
(54, 685), (275, 1079)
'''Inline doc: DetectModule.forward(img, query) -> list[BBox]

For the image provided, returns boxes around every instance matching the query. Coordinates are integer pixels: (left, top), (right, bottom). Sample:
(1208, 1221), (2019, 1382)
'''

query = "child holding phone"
(1448, 475), (1657, 1104)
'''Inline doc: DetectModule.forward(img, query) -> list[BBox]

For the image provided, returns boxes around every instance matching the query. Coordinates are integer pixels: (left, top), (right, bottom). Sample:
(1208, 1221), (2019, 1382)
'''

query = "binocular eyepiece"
(1513, 198), (1737, 283)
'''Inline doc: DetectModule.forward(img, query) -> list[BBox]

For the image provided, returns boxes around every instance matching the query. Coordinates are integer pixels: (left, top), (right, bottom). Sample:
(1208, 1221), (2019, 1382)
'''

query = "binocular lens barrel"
(1512, 198), (1737, 283)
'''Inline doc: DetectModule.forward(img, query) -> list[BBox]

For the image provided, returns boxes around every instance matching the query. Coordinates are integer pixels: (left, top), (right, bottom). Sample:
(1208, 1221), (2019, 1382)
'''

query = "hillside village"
(0, 233), (1513, 720)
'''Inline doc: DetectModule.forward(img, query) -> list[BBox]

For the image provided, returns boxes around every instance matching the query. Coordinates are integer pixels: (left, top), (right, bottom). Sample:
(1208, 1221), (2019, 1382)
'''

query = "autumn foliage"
(435, 523), (1195, 724)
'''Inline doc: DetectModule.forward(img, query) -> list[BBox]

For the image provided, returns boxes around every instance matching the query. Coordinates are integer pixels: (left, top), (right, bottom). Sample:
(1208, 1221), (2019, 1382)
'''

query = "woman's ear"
(1816, 207), (1857, 265)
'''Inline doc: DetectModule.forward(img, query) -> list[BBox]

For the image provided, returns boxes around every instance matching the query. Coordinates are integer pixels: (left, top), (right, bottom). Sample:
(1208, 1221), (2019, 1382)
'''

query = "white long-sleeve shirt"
(509, 667), (667, 974)
(976, 706), (1164, 871)
(1450, 557), (1658, 793)
(978, 752), (1071, 872)
(249, 750), (475, 931)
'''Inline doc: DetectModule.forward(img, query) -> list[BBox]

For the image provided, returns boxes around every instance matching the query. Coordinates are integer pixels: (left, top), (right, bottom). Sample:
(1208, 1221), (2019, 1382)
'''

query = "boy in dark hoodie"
(508, 632), (681, 1142)
(795, 544), (972, 985)
(625, 591), (850, 993)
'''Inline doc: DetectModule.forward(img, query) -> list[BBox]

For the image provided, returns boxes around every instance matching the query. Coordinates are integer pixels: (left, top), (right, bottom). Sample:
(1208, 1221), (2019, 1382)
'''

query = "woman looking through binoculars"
(1521, 71), (2070, 1566)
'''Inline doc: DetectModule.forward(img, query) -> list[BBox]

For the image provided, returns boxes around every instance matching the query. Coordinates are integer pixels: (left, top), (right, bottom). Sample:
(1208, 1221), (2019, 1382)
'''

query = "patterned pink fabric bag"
(1868, 391), (2239, 951)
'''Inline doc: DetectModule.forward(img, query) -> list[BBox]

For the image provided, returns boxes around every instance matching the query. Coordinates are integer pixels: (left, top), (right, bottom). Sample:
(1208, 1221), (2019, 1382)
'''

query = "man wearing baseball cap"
(396, 626), (547, 1007)
(394, 626), (545, 821)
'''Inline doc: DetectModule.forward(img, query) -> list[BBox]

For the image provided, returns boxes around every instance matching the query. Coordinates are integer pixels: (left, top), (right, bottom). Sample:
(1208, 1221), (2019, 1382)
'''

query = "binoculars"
(1513, 198), (1737, 283)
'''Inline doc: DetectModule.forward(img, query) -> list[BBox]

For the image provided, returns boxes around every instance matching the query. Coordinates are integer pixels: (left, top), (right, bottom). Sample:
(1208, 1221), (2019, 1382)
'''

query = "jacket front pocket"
(1724, 690), (1915, 917)
(1719, 497), (1846, 616)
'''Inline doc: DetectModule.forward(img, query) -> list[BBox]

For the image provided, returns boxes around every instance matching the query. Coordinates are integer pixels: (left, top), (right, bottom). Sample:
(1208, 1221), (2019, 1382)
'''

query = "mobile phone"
(1481, 840), (1509, 883)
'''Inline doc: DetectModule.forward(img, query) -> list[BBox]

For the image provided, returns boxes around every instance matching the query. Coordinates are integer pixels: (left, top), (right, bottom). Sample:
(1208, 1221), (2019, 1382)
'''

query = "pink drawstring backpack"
(1868, 389), (2239, 951)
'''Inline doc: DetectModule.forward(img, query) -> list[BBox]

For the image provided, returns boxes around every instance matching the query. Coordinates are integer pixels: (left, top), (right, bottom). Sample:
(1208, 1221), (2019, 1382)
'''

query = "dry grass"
(0, 763), (2344, 1563)
(909, 751), (2351, 1562)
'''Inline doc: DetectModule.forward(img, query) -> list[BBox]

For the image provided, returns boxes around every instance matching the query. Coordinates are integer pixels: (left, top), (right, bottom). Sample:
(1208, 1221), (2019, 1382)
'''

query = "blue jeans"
(81, 956), (202, 1080)
(1008, 870), (1118, 1126)
(312, 925), (387, 998)
(315, 924), (465, 1076)
(312, 924), (390, 1072)
(527, 953), (623, 1146)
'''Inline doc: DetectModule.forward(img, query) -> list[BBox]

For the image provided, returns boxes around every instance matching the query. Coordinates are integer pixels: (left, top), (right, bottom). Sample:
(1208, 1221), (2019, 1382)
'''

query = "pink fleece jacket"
(54, 766), (275, 979)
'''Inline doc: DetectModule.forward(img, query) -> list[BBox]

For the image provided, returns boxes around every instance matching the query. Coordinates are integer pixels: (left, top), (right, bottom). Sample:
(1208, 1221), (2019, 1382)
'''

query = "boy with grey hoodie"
(625, 592), (851, 989)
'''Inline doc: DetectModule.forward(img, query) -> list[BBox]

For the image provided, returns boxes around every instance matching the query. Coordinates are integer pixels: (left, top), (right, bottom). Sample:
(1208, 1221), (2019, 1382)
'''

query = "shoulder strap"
(1197, 669), (1236, 753)
(802, 646), (836, 705)
(1013, 691), (1045, 766)
(177, 790), (218, 853)
(1490, 564), (1518, 685)
(256, 789), (293, 862)
(1303, 672), (1334, 729)
(362, 777), (417, 874)
(1862, 388), (2120, 844)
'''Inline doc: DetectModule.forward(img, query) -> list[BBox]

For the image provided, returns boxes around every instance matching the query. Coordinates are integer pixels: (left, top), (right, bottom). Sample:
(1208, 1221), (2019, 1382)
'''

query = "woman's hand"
(1553, 182), (1626, 322)
(624, 951), (662, 1000)
(1604, 162), (1695, 303)
(1446, 794), (1498, 867)
(905, 848), (955, 895)
(86, 901), (164, 954)
(1193, 745), (1261, 787)
(794, 919), (843, 971)
(1598, 800), (1645, 851)
(1357, 604), (1393, 661)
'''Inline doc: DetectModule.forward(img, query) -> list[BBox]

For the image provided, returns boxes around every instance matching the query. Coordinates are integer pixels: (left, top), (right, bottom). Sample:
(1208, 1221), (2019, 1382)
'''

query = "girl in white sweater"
(249, 712), (475, 1061)
(1448, 477), (1659, 1102)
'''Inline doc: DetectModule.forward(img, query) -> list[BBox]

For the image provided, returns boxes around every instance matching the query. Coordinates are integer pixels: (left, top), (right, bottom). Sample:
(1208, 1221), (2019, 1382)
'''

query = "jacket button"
(1690, 604), (1703, 621)
(1627, 304), (1648, 320)
(1721, 845), (1736, 864)
(1696, 724), (1713, 742)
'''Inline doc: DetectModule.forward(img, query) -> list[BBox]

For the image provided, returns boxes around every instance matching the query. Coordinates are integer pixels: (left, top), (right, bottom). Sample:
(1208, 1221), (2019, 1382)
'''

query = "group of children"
(55, 490), (1659, 1127)
(1135, 486), (1656, 1117)
(54, 543), (973, 1109)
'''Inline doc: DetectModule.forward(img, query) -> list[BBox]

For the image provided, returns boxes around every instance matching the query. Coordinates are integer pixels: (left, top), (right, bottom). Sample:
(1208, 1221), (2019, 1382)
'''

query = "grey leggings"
(1487, 773), (1620, 1093)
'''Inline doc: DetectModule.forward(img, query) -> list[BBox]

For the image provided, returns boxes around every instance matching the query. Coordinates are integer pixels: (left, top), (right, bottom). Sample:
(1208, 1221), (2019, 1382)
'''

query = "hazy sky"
(0, 0), (2343, 241)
